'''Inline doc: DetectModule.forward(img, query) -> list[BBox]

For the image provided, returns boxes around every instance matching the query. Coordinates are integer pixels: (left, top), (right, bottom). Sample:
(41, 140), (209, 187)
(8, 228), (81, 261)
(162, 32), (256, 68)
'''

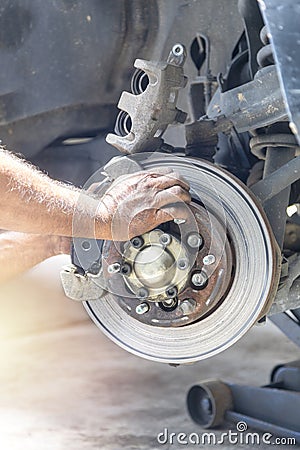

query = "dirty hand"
(96, 168), (191, 241)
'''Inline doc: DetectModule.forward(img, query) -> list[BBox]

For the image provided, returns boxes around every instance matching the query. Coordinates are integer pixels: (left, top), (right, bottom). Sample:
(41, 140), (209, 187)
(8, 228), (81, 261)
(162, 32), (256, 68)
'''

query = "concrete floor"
(0, 256), (298, 450)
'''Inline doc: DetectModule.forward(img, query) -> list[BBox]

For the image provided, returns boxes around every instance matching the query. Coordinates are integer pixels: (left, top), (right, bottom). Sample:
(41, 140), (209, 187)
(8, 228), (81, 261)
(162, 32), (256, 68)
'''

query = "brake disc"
(82, 153), (280, 364)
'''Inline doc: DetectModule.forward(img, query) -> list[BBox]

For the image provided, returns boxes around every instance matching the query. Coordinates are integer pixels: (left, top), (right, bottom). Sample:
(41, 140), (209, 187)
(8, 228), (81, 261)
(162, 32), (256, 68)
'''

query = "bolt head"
(81, 240), (91, 251)
(172, 44), (184, 56)
(166, 286), (178, 298)
(136, 302), (150, 315)
(191, 271), (208, 288)
(203, 254), (216, 265)
(137, 287), (149, 299)
(177, 258), (189, 270)
(121, 263), (131, 275)
(159, 233), (172, 246)
(187, 233), (203, 249)
(131, 236), (144, 249)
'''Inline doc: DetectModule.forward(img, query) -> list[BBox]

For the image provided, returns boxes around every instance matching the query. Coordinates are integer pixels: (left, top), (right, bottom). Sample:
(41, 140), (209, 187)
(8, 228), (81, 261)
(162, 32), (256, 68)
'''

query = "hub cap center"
(134, 244), (175, 288)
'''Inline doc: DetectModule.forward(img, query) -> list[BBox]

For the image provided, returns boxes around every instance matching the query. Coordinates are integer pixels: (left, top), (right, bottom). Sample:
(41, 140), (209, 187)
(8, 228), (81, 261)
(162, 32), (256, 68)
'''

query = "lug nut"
(130, 236), (144, 249)
(121, 263), (131, 275)
(137, 287), (149, 299)
(108, 262), (121, 274)
(191, 271), (208, 288)
(166, 286), (178, 298)
(163, 299), (175, 306)
(177, 258), (189, 270)
(161, 298), (178, 309)
(203, 254), (216, 265)
(187, 233), (203, 249)
(136, 302), (150, 315)
(159, 233), (172, 246)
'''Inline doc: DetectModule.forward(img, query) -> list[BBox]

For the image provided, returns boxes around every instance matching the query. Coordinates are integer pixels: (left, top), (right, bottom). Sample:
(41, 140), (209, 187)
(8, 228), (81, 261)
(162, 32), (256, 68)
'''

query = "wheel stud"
(136, 302), (150, 315)
(203, 254), (216, 265)
(191, 271), (208, 288)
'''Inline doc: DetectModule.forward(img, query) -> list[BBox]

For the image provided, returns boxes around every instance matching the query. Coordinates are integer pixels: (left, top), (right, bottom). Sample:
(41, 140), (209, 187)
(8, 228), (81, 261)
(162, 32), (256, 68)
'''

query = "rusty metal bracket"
(206, 66), (287, 133)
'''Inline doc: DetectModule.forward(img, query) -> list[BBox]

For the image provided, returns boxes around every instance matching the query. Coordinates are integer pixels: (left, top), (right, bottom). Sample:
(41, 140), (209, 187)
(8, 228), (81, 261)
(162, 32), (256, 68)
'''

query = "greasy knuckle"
(171, 185), (182, 196)
(141, 173), (154, 186)
(144, 170), (162, 180)
(146, 170), (159, 178)
(153, 188), (162, 202)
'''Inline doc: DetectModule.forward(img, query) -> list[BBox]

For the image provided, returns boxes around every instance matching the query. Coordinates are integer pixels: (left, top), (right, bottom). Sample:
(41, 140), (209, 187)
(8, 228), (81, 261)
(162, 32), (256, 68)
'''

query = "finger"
(155, 186), (191, 208)
(150, 174), (190, 191)
(155, 203), (192, 223)
(169, 171), (190, 191)
(117, 168), (172, 183)
(145, 169), (190, 191)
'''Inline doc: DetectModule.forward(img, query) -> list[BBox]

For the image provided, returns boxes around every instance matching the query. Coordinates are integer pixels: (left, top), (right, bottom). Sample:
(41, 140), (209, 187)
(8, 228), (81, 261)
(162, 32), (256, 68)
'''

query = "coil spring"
(250, 133), (300, 160)
(256, 25), (274, 68)
(250, 26), (299, 159)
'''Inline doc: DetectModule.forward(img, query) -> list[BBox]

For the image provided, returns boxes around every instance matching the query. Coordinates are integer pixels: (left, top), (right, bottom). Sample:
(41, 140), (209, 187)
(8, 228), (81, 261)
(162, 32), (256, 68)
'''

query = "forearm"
(0, 149), (191, 242)
(0, 232), (71, 283)
(0, 149), (110, 238)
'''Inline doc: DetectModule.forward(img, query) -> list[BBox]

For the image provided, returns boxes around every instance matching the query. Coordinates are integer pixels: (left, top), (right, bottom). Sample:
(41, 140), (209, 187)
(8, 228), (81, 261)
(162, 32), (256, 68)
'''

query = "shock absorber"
(249, 25), (297, 248)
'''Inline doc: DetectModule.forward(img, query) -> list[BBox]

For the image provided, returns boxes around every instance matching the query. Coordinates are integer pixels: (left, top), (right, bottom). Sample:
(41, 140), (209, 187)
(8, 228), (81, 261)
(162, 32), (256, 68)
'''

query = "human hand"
(96, 168), (191, 241)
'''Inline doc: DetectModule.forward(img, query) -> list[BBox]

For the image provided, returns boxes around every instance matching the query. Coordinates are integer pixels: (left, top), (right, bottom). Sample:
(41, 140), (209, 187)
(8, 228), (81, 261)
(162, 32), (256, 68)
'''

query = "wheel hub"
(134, 245), (175, 288)
(101, 202), (233, 328)
(123, 229), (187, 296)
(134, 245), (175, 287)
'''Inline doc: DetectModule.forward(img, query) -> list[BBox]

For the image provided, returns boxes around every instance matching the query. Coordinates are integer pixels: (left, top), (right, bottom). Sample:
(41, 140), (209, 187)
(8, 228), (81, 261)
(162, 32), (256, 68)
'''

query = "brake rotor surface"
(84, 153), (280, 364)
